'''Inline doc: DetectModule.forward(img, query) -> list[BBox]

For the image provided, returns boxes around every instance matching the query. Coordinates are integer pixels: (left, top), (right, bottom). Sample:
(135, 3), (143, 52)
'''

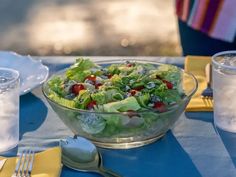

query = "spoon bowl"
(61, 136), (121, 177)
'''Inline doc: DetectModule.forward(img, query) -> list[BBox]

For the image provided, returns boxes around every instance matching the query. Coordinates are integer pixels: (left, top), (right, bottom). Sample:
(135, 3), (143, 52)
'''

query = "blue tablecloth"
(5, 56), (236, 177)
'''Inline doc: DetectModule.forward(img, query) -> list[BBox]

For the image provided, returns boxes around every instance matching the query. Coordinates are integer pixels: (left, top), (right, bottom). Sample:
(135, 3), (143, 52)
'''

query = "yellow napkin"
(185, 56), (213, 111)
(0, 147), (61, 177)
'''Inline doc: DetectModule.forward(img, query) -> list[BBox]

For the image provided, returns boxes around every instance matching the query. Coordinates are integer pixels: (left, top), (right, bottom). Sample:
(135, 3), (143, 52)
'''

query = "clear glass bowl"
(43, 59), (197, 149)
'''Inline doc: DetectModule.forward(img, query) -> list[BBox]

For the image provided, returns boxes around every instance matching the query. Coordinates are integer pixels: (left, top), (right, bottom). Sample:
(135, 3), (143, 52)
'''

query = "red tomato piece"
(162, 80), (173, 89)
(71, 84), (85, 95)
(86, 75), (96, 82)
(133, 86), (144, 91)
(87, 101), (97, 109)
(127, 63), (133, 67)
(107, 74), (113, 79)
(95, 83), (102, 89)
(153, 101), (166, 112)
(129, 89), (137, 96)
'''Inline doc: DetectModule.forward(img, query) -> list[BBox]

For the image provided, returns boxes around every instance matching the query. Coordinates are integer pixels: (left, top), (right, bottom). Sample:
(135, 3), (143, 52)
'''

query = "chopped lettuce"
(107, 64), (121, 75)
(74, 90), (91, 109)
(66, 58), (98, 81)
(46, 58), (186, 136)
(91, 89), (124, 105)
(136, 93), (150, 107)
(112, 93), (124, 101)
(67, 70), (91, 82)
(91, 92), (106, 105)
(47, 76), (66, 96)
(153, 86), (181, 104)
(103, 97), (141, 112)
(48, 91), (76, 108)
(71, 58), (98, 71)
(110, 74), (123, 87)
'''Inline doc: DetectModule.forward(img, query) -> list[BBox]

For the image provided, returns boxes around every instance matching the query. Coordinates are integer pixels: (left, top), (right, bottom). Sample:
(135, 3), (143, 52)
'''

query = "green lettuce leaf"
(136, 93), (150, 107)
(103, 96), (141, 112)
(153, 86), (181, 104)
(48, 91), (75, 108)
(107, 64), (121, 75)
(47, 76), (66, 96)
(66, 58), (98, 81)
(155, 65), (181, 84)
(91, 92), (106, 105)
(110, 74), (123, 87)
(74, 90), (91, 109)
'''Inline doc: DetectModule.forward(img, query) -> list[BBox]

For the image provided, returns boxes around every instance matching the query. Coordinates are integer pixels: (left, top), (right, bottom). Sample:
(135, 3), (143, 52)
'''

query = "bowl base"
(89, 133), (165, 149)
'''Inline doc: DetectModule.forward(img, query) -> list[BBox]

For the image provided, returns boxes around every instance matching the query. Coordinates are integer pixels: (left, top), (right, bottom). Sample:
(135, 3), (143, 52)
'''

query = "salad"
(46, 58), (185, 135)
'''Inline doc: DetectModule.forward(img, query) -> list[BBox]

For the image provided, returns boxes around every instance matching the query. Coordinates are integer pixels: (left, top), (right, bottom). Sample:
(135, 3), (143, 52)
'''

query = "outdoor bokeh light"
(0, 0), (181, 56)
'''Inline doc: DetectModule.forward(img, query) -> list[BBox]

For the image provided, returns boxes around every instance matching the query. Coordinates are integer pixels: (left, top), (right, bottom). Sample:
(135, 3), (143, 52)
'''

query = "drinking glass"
(0, 68), (20, 152)
(212, 51), (236, 132)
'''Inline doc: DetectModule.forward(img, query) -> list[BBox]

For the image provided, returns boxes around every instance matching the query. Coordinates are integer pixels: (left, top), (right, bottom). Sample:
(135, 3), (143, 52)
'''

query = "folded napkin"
(184, 56), (213, 111)
(0, 147), (61, 177)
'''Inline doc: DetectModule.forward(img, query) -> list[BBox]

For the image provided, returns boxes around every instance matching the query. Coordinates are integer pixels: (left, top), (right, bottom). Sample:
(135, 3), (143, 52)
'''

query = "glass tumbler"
(0, 68), (20, 152)
(212, 51), (236, 132)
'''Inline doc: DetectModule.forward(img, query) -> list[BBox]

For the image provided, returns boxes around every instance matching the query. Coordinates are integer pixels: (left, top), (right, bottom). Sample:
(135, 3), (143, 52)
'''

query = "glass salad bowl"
(42, 59), (197, 149)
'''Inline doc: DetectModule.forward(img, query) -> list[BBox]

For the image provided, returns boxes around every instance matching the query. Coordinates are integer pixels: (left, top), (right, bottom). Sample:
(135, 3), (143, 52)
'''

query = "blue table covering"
(4, 56), (236, 177)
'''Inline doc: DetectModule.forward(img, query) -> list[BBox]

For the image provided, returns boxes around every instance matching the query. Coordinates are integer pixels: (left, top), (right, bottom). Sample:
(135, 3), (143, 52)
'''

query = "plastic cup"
(0, 68), (20, 152)
(212, 51), (236, 132)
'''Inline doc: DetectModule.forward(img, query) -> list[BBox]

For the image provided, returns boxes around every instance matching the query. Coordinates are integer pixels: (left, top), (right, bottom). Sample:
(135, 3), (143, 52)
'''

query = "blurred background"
(0, 0), (181, 56)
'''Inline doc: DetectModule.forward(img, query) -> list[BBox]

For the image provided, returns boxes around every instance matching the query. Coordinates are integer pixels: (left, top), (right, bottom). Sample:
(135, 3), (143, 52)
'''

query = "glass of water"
(212, 51), (236, 132)
(0, 68), (20, 152)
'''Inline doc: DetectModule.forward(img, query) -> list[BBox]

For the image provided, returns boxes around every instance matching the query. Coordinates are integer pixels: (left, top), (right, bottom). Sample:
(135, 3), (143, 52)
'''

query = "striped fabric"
(176, 0), (236, 42)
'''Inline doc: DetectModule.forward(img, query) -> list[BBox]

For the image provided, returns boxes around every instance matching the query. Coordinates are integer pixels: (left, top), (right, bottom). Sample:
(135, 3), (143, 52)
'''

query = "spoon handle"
(98, 167), (122, 177)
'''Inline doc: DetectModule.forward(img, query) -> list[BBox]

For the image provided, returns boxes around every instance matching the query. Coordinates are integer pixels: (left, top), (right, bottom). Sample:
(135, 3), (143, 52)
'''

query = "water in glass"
(213, 51), (236, 132)
(0, 68), (19, 152)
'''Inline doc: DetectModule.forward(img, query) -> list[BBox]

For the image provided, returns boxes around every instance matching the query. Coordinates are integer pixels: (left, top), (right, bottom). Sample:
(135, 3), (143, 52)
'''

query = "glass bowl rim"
(42, 59), (198, 115)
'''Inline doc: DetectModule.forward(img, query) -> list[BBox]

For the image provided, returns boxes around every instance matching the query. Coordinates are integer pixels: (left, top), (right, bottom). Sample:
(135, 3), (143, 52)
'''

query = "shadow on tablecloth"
(95, 132), (201, 177)
(20, 92), (48, 139)
(0, 93), (48, 156)
(217, 128), (236, 169)
(185, 111), (236, 169)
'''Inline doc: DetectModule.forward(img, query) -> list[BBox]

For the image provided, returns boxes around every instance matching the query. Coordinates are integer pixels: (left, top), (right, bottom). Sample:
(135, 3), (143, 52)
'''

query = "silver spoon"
(60, 136), (121, 177)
